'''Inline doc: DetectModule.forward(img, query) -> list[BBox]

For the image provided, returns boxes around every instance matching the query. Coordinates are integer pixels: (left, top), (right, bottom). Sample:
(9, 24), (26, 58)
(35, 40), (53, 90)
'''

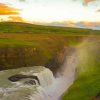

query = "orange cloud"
(83, 0), (98, 5)
(0, 3), (19, 15)
(66, 21), (76, 27)
(8, 16), (24, 22)
(96, 9), (100, 12)
(82, 22), (94, 27)
(45, 21), (76, 27)
(79, 21), (100, 28)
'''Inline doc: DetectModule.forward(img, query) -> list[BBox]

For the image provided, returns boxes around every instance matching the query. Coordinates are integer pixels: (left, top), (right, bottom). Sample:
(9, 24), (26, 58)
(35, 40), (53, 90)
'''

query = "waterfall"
(29, 47), (79, 100)
(0, 47), (79, 100)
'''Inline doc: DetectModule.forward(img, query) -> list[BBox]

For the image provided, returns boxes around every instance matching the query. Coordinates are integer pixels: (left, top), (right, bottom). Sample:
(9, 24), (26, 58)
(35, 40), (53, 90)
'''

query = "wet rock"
(24, 80), (37, 85)
(8, 74), (40, 85)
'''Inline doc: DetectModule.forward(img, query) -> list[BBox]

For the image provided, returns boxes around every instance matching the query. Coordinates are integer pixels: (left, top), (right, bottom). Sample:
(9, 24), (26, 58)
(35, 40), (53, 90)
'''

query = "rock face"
(0, 47), (48, 70)
(8, 74), (40, 85)
(45, 48), (66, 75)
(45, 47), (75, 75)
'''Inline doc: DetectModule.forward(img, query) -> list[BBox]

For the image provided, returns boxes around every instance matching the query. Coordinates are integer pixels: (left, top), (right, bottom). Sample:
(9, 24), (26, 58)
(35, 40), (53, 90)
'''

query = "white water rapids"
(30, 48), (78, 100)
(0, 47), (79, 100)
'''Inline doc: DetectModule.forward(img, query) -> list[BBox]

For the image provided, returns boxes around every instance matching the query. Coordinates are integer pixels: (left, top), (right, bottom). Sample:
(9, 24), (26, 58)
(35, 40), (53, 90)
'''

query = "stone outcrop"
(8, 74), (40, 85)
(45, 47), (75, 75)
(0, 47), (48, 70)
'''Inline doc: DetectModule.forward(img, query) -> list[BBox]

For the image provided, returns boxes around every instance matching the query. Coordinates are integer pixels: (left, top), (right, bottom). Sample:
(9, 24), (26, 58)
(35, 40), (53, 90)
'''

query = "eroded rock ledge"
(8, 74), (40, 85)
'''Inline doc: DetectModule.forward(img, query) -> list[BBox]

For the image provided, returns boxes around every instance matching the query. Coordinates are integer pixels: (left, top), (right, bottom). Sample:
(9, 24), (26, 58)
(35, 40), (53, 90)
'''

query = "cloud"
(19, 0), (26, 2)
(45, 21), (76, 27)
(8, 16), (24, 22)
(80, 22), (94, 27)
(73, 0), (99, 5)
(0, 3), (19, 15)
(46, 21), (100, 30)
(96, 9), (100, 12)
(83, 0), (97, 5)
(66, 21), (76, 27)
(75, 21), (100, 30)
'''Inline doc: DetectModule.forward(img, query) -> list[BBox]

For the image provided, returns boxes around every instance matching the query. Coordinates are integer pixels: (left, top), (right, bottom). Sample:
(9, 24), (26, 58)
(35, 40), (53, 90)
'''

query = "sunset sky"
(0, 0), (100, 27)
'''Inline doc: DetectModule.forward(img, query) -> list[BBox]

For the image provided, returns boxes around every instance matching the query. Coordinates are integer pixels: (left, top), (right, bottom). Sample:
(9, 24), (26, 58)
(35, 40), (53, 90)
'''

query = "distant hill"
(0, 22), (99, 35)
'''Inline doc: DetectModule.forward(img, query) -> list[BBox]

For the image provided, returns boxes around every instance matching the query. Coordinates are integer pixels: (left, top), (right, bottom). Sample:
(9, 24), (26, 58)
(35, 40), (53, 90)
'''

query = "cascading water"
(0, 47), (79, 100)
(0, 66), (54, 100)
(30, 47), (79, 100)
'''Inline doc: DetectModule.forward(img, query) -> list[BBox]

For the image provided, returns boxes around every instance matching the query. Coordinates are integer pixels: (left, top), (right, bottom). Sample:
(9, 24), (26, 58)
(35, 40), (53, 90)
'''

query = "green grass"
(63, 68), (100, 100)
(62, 42), (100, 100)
(0, 38), (37, 47)
(0, 22), (99, 35)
